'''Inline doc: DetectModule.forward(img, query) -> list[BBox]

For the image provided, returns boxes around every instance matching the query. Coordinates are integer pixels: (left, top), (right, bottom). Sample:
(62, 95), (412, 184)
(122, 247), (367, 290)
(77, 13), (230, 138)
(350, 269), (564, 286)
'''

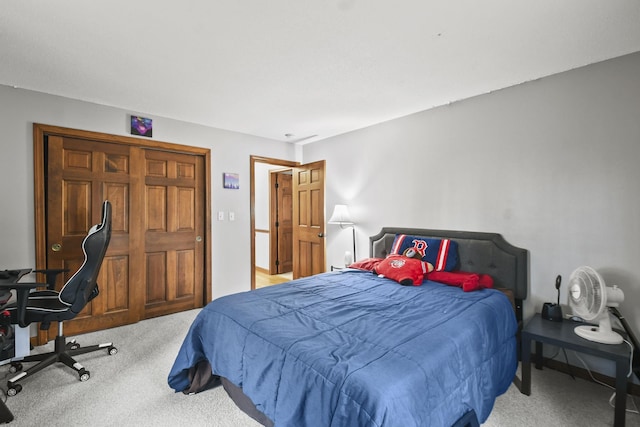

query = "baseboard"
(534, 355), (640, 396)
(255, 266), (269, 274)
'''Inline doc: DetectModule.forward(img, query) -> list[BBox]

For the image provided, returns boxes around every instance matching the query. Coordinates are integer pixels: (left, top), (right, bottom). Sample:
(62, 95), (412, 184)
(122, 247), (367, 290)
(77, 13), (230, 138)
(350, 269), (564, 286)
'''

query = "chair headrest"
(89, 200), (112, 237)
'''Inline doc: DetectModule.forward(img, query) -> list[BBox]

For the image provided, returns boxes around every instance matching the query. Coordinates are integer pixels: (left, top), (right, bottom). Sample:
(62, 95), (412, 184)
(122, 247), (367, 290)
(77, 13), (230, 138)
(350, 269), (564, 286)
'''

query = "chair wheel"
(6, 384), (22, 397)
(67, 340), (80, 350)
(79, 370), (90, 382)
(108, 346), (118, 356)
(9, 362), (23, 373)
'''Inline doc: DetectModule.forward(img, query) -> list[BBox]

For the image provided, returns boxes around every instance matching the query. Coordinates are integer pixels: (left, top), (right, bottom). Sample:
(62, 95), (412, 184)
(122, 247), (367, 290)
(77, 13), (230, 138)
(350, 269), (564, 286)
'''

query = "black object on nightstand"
(541, 275), (563, 322)
(520, 313), (632, 427)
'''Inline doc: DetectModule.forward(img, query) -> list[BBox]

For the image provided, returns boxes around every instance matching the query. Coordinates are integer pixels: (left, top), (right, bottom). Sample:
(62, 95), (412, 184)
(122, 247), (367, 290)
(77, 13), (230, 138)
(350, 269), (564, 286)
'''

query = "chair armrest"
(33, 268), (69, 290)
(0, 282), (44, 328)
(0, 282), (41, 291)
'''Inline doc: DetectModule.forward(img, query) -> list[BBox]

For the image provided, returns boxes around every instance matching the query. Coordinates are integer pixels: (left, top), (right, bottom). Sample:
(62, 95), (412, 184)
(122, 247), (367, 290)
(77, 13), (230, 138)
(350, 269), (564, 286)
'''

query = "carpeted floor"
(1, 309), (638, 426)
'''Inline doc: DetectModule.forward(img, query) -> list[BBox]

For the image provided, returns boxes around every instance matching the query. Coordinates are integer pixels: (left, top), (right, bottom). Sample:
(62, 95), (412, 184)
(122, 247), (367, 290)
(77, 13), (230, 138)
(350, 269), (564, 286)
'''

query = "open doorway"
(250, 155), (327, 289)
(250, 156), (298, 289)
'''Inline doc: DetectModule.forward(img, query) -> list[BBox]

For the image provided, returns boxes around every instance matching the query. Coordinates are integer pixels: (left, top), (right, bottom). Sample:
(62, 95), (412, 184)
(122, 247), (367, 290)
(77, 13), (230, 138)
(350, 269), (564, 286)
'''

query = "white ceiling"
(1, 1), (640, 144)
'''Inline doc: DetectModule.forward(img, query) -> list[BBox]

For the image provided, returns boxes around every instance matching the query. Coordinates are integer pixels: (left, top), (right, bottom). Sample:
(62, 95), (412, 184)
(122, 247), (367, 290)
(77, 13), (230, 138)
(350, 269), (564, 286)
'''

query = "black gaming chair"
(0, 200), (118, 397)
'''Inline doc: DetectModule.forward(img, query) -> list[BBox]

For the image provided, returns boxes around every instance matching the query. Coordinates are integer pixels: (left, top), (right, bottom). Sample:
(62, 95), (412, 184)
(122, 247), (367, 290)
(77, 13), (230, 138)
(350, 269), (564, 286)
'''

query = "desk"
(0, 269), (29, 425)
(0, 269), (30, 284)
(0, 269), (33, 362)
(521, 314), (632, 427)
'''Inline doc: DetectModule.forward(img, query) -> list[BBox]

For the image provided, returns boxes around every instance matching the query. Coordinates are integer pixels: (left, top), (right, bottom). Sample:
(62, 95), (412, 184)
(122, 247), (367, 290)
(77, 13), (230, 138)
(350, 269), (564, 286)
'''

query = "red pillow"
(373, 255), (434, 286)
(348, 257), (383, 271)
(426, 271), (494, 292)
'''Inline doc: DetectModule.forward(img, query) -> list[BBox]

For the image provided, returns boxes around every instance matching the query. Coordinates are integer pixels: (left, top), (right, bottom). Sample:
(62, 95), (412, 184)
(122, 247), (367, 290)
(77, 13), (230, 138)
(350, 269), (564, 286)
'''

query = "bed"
(168, 227), (528, 427)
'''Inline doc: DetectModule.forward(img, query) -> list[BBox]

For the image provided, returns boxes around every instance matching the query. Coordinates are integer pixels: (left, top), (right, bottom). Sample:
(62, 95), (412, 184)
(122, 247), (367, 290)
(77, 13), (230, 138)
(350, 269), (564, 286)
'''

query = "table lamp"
(328, 204), (356, 266)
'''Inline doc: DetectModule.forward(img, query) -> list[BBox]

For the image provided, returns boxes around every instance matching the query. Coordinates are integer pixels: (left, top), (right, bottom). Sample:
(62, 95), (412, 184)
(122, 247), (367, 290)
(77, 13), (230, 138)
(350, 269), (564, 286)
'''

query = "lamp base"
(344, 251), (353, 267)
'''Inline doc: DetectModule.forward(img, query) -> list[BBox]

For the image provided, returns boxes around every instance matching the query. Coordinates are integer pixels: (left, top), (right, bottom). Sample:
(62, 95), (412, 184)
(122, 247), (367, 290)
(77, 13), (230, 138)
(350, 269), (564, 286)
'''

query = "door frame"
(33, 123), (212, 343)
(250, 156), (298, 290)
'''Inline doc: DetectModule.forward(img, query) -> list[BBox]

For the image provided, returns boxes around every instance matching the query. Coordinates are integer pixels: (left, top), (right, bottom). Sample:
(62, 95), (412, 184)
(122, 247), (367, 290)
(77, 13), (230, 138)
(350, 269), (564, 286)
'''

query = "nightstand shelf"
(521, 313), (632, 427)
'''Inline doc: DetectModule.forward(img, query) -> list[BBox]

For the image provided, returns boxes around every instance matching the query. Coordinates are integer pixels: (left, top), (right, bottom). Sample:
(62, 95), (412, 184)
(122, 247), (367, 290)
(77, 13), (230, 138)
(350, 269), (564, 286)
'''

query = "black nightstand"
(521, 314), (632, 427)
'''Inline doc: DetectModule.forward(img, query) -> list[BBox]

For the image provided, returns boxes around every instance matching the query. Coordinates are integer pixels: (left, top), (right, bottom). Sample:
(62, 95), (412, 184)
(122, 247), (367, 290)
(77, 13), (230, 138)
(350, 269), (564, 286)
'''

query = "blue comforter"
(168, 270), (517, 427)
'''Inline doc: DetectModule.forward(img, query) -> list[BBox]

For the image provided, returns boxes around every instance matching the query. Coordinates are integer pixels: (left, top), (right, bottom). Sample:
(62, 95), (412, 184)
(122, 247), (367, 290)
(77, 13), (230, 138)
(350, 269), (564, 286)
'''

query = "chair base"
(6, 334), (117, 396)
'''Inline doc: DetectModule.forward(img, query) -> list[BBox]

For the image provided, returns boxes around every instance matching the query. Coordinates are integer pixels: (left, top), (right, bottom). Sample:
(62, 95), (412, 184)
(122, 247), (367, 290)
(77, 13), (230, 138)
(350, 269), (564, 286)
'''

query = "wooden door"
(143, 149), (205, 318)
(270, 171), (293, 274)
(292, 160), (326, 279)
(44, 136), (140, 339)
(34, 124), (210, 342)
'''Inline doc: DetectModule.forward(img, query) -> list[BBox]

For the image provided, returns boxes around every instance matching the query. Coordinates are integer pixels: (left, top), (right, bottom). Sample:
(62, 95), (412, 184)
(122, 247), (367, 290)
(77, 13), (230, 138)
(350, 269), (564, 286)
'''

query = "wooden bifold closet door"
(142, 149), (205, 318)
(34, 124), (210, 343)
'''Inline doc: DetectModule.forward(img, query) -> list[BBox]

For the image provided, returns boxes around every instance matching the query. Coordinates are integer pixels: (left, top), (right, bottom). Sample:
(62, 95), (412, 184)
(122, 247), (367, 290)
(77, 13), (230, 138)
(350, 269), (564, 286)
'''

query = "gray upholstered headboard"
(370, 227), (529, 321)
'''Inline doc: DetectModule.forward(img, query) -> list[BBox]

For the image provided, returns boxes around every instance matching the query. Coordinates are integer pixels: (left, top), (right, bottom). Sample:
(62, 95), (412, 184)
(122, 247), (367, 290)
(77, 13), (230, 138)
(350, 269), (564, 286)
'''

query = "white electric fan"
(567, 266), (625, 345)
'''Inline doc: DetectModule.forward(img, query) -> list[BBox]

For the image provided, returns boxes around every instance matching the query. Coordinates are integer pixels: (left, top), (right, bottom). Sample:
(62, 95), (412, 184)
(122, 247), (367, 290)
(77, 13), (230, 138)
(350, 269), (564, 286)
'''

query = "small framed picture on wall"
(130, 115), (153, 137)
(223, 173), (239, 189)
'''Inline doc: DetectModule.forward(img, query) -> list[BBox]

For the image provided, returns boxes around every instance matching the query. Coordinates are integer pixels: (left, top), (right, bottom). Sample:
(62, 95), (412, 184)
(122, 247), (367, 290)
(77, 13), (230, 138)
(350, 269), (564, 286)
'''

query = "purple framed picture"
(223, 173), (239, 189)
(131, 115), (153, 137)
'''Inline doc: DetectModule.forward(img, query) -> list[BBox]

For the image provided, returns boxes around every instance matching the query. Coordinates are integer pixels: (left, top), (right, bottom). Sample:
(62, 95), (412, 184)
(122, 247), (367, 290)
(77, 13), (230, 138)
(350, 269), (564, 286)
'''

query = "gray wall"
(2, 51), (639, 379)
(0, 86), (296, 299)
(304, 52), (640, 375)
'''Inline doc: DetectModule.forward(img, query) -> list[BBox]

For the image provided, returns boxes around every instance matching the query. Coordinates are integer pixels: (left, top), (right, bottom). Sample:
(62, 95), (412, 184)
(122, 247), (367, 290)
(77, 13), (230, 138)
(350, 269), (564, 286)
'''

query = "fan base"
(574, 325), (623, 345)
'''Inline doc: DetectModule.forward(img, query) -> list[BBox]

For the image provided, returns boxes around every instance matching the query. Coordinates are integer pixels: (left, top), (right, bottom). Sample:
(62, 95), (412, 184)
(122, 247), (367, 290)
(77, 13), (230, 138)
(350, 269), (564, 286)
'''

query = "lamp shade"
(328, 204), (354, 225)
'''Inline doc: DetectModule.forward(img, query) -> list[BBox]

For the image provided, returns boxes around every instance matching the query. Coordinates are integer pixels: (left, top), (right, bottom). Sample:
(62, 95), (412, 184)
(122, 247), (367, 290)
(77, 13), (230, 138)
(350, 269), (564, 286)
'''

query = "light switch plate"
(229, 211), (235, 221)
(218, 211), (224, 221)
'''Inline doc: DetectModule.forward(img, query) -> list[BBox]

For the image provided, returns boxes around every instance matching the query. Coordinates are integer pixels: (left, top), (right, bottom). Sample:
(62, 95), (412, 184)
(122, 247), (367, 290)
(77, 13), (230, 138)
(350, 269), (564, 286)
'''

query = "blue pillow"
(390, 234), (459, 271)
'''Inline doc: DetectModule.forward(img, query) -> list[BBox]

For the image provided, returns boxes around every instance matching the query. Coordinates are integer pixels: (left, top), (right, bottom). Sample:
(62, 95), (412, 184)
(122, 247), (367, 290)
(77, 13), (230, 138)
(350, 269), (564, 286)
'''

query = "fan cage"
(568, 266), (625, 344)
(568, 266), (605, 321)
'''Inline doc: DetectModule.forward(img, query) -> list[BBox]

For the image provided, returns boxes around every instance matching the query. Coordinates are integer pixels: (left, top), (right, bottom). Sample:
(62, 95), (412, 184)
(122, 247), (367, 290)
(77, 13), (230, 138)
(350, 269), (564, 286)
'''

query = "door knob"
(318, 233), (325, 238)
(195, 236), (202, 242)
(51, 243), (62, 252)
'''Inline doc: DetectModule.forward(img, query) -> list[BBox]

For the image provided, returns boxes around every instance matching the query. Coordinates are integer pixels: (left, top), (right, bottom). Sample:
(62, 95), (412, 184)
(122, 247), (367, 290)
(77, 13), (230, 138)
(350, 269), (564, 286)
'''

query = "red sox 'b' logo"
(411, 239), (428, 257)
